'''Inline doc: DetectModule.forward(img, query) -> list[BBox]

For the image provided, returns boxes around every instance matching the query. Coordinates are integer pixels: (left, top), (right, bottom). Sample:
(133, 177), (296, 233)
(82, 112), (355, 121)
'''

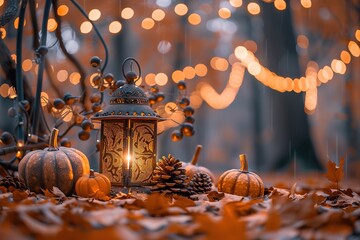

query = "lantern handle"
(122, 57), (141, 82)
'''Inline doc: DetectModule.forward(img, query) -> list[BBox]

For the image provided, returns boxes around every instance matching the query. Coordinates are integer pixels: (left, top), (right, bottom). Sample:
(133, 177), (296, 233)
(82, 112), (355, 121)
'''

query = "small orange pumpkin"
(18, 128), (90, 196)
(75, 169), (111, 197)
(218, 154), (264, 198)
(184, 145), (215, 183)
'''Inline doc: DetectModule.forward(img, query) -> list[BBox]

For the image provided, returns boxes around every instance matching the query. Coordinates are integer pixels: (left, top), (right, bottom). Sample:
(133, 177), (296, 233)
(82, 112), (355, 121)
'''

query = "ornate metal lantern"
(93, 58), (160, 187)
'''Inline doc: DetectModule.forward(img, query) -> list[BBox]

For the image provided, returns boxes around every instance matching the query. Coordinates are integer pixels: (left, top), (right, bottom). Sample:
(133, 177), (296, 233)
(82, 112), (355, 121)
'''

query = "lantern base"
(112, 185), (152, 195)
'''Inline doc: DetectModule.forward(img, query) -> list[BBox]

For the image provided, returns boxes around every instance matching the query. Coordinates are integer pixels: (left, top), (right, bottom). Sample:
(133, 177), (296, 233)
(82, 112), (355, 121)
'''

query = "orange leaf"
(145, 193), (169, 216)
(12, 190), (28, 202)
(94, 190), (111, 201)
(207, 191), (225, 202)
(42, 188), (56, 198)
(325, 157), (345, 188)
(172, 194), (196, 209)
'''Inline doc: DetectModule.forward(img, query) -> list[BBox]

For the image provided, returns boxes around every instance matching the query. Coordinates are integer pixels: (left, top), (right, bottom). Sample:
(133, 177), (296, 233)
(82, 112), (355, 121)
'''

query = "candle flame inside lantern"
(126, 154), (131, 169)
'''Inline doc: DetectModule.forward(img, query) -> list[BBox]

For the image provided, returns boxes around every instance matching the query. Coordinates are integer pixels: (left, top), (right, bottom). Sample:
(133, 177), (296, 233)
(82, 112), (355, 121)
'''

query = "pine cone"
(0, 176), (27, 191)
(151, 154), (190, 195)
(189, 172), (212, 194)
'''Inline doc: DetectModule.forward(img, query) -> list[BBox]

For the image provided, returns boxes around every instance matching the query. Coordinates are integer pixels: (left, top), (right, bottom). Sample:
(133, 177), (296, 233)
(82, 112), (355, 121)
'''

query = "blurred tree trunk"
(259, 2), (323, 171)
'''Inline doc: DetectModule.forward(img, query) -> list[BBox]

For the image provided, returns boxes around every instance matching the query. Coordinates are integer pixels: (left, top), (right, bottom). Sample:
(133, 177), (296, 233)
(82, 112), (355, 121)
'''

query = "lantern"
(93, 58), (160, 187)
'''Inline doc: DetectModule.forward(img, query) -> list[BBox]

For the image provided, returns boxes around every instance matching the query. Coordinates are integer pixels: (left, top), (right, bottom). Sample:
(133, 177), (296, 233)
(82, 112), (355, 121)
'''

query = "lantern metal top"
(93, 58), (159, 120)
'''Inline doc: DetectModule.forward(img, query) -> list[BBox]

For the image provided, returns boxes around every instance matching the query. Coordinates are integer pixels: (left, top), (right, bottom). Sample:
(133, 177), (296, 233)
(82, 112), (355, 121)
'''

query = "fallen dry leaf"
(12, 190), (28, 202)
(207, 191), (225, 202)
(0, 186), (7, 193)
(172, 195), (196, 209)
(145, 193), (169, 217)
(325, 157), (345, 189)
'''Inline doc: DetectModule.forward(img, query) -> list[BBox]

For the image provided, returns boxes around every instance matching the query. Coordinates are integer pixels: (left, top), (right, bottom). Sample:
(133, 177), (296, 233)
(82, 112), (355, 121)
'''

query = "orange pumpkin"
(18, 128), (90, 196)
(218, 154), (264, 198)
(75, 169), (111, 197)
(184, 145), (215, 183)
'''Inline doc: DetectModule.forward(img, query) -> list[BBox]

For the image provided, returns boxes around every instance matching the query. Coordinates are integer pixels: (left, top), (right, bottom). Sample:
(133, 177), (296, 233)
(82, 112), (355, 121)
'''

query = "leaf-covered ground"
(0, 160), (359, 239)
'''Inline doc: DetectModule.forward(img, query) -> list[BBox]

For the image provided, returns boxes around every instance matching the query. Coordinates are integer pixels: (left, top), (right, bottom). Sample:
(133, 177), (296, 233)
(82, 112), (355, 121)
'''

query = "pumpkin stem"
(239, 154), (249, 172)
(190, 145), (202, 165)
(89, 169), (95, 178)
(49, 128), (59, 150)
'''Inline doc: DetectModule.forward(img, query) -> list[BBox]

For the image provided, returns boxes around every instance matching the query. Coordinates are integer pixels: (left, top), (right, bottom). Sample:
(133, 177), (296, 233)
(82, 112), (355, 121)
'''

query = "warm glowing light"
(145, 73), (156, 86)
(11, 54), (16, 63)
(188, 13), (201, 25)
(165, 102), (178, 114)
(331, 59), (346, 74)
(40, 92), (49, 107)
(14, 17), (26, 29)
(47, 18), (57, 32)
(57, 70), (68, 82)
(274, 0), (286, 10)
(0, 28), (6, 39)
(247, 61), (261, 75)
(172, 70), (185, 83)
(183, 66), (196, 79)
(305, 87), (317, 114)
(142, 18), (155, 30)
(22, 59), (33, 72)
(195, 63), (208, 77)
(155, 73), (168, 86)
(135, 77), (142, 86)
(0, 84), (9, 98)
(300, 0), (312, 8)
(57, 5), (69, 16)
(348, 41), (360, 57)
(121, 7), (134, 19)
(0, 0), (4, 6)
(109, 21), (122, 33)
(244, 40), (258, 53)
(218, 8), (231, 19)
(174, 3), (188, 16)
(61, 106), (73, 122)
(8, 87), (17, 99)
(70, 72), (81, 85)
(190, 91), (203, 109)
(356, 30), (360, 42)
(80, 21), (92, 33)
(234, 46), (248, 60)
(89, 9), (101, 21)
(152, 9), (166, 21)
(214, 58), (229, 71)
(247, 2), (260, 15)
(229, 0), (243, 8)
(323, 66), (334, 80)
(297, 35), (309, 49)
(340, 50), (351, 64)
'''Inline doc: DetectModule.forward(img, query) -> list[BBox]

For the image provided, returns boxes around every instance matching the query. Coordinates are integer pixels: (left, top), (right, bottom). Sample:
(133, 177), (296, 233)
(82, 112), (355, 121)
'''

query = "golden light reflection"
(141, 18), (155, 30)
(40, 92), (49, 107)
(80, 21), (92, 33)
(188, 13), (201, 25)
(22, 59), (33, 72)
(109, 21), (122, 33)
(174, 3), (188, 16)
(247, 2), (260, 15)
(0, 27), (6, 39)
(340, 50), (351, 64)
(70, 72), (81, 85)
(274, 0), (286, 10)
(218, 8), (231, 19)
(348, 41), (360, 57)
(152, 9), (166, 21)
(356, 30), (360, 41)
(57, 70), (68, 82)
(195, 63), (207, 77)
(121, 7), (134, 19)
(229, 0), (243, 8)
(0, 84), (9, 98)
(14, 17), (26, 29)
(145, 73), (156, 86)
(57, 5), (69, 16)
(47, 18), (58, 32)
(300, 0), (312, 8)
(297, 35), (309, 49)
(172, 70), (185, 83)
(89, 9), (101, 21)
(183, 66), (196, 79)
(155, 73), (168, 86)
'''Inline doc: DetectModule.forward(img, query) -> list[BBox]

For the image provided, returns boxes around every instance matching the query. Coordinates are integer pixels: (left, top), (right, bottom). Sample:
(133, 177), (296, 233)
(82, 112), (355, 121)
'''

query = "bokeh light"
(142, 18), (155, 30)
(152, 9), (166, 21)
(22, 59), (33, 72)
(174, 3), (188, 16)
(188, 13), (201, 25)
(229, 0), (243, 8)
(121, 7), (134, 19)
(57, 5), (69, 16)
(47, 18), (58, 32)
(80, 21), (92, 33)
(89, 9), (101, 21)
(218, 8), (231, 19)
(172, 70), (185, 83)
(69, 72), (81, 85)
(247, 2), (261, 15)
(155, 72), (168, 86)
(57, 70), (69, 82)
(109, 21), (122, 34)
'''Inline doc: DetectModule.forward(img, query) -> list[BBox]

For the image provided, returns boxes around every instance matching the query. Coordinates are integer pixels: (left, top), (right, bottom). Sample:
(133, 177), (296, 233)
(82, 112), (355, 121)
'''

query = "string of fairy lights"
(0, 0), (359, 117)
